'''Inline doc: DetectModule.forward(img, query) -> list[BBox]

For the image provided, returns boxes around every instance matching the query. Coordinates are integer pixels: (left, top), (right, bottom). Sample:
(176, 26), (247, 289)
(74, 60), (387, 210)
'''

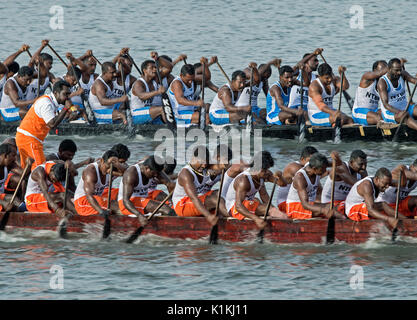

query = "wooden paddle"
(326, 158), (337, 244)
(216, 61), (231, 84)
(199, 62), (206, 130)
(333, 71), (344, 144)
(68, 57), (97, 125)
(391, 171), (403, 241)
(392, 81), (417, 143)
(58, 163), (70, 238)
(91, 54), (102, 67)
(46, 43), (68, 68)
(126, 53), (143, 76)
(118, 60), (135, 138)
(37, 59), (41, 98)
(209, 169), (226, 245)
(257, 177), (277, 243)
(0, 162), (31, 231)
(245, 67), (254, 135)
(297, 67), (306, 143)
(102, 163), (113, 239)
(154, 59), (177, 131)
(125, 190), (174, 244)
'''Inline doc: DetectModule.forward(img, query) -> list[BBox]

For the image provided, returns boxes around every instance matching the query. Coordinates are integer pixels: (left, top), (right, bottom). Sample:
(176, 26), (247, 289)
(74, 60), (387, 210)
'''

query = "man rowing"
(112, 49), (137, 112)
(276, 146), (318, 212)
(345, 167), (405, 228)
(209, 69), (252, 125)
(77, 49), (99, 97)
(118, 155), (175, 224)
(0, 66), (35, 122)
(25, 161), (75, 217)
(266, 65), (301, 125)
(0, 144), (21, 212)
(352, 60), (388, 125)
(16, 80), (73, 170)
(193, 56), (219, 93)
(88, 62), (129, 124)
(172, 146), (218, 226)
(225, 151), (287, 229)
(286, 152), (343, 219)
(1, 138), (27, 197)
(375, 161), (417, 217)
(307, 63), (353, 127)
(321, 150), (368, 211)
(74, 150), (120, 216)
(378, 58), (417, 129)
(0, 44), (30, 97)
(167, 60), (207, 127)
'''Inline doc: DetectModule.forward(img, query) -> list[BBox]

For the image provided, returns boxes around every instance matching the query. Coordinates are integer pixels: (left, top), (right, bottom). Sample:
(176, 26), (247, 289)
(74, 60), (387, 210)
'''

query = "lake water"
(1, 0), (417, 300)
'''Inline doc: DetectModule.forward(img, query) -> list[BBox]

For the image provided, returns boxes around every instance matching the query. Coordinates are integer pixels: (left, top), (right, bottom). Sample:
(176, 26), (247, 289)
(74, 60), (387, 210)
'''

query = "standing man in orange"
(15, 80), (73, 170)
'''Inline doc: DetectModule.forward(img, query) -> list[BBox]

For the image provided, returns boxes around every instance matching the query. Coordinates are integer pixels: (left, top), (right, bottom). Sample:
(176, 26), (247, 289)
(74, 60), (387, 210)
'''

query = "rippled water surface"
(1, 0), (417, 300)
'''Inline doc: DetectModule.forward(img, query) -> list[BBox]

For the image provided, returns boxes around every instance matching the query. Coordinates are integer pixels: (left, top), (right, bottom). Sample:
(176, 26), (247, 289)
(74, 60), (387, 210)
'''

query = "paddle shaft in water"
(199, 62), (206, 130)
(257, 178), (278, 243)
(326, 158), (337, 244)
(102, 163), (113, 239)
(209, 169), (226, 244)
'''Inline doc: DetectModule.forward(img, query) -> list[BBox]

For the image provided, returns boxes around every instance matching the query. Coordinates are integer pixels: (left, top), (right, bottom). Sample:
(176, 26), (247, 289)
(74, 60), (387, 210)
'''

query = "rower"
(378, 58), (417, 129)
(25, 160), (75, 217)
(0, 44), (30, 97)
(225, 151), (287, 230)
(157, 54), (183, 88)
(193, 56), (220, 93)
(286, 153), (343, 219)
(171, 145), (218, 226)
(167, 60), (207, 127)
(307, 63), (353, 127)
(88, 62), (129, 124)
(288, 48), (323, 110)
(266, 65), (302, 125)
(118, 155), (175, 225)
(77, 49), (99, 95)
(345, 167), (405, 228)
(130, 59), (168, 124)
(375, 161), (417, 218)
(1, 138), (26, 195)
(15, 80), (72, 170)
(0, 66), (35, 122)
(276, 146), (318, 212)
(352, 60), (388, 125)
(112, 49), (137, 112)
(74, 150), (120, 216)
(321, 150), (368, 211)
(0, 144), (21, 212)
(243, 61), (264, 122)
(209, 69), (251, 125)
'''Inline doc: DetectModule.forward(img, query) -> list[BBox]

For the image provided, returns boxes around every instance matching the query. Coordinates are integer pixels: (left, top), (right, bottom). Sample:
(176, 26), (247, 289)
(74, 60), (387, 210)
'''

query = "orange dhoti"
(229, 199), (260, 220)
(174, 191), (214, 217)
(387, 196), (417, 217)
(286, 201), (314, 219)
(118, 190), (164, 215)
(346, 203), (370, 222)
(16, 132), (45, 170)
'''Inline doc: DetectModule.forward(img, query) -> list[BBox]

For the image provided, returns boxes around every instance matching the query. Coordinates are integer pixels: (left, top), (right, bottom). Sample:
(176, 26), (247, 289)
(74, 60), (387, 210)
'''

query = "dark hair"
(59, 139), (77, 153)
(52, 80), (70, 94)
(111, 143), (130, 161)
(52, 163), (66, 182)
(180, 64), (195, 76)
(66, 66), (81, 80)
(372, 60), (387, 71)
(192, 145), (210, 164)
(160, 55), (172, 63)
(18, 66), (34, 77)
(40, 53), (53, 62)
(141, 60), (155, 73)
(102, 61), (116, 74)
(279, 65), (294, 76)
(300, 146), (318, 159)
(102, 150), (119, 162)
(7, 61), (19, 74)
(215, 144), (233, 163)
(350, 150), (367, 161)
(309, 153), (329, 169)
(375, 167), (392, 179)
(250, 151), (274, 170)
(163, 156), (177, 175)
(0, 143), (13, 156)
(318, 63), (333, 76)
(388, 58), (401, 69)
(143, 155), (164, 172)
(232, 70), (246, 81)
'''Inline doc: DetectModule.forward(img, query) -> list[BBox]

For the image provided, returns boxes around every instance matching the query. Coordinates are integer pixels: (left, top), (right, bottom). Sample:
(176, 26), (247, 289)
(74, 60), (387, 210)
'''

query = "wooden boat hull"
(0, 122), (416, 142)
(1, 212), (415, 244)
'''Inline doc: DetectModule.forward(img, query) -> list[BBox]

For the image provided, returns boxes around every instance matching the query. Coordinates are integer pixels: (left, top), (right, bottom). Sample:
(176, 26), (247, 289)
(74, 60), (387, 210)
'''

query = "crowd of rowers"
(1, 41), (417, 130)
(0, 138), (415, 230)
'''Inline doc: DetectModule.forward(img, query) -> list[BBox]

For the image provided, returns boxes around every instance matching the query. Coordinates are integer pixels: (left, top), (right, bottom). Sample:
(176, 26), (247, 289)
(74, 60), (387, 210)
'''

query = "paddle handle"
(216, 61), (231, 84)
(46, 44), (68, 68)
(63, 164), (70, 210)
(319, 53), (327, 64)
(299, 67), (304, 110)
(37, 60), (41, 98)
(329, 159), (337, 210)
(107, 163), (114, 210)
(146, 190), (174, 222)
(92, 55), (102, 66)
(263, 178), (277, 221)
(395, 171), (403, 220)
(338, 72), (344, 112)
(8, 162), (31, 208)
(127, 53), (142, 76)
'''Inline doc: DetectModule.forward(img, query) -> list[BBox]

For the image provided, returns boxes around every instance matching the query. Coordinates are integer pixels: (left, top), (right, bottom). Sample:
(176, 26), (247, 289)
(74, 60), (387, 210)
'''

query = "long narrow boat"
(1, 211), (415, 244)
(0, 121), (415, 142)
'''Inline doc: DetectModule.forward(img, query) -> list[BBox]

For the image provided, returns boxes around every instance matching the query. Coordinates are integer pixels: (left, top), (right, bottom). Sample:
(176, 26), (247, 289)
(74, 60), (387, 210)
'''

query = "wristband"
(63, 106), (70, 112)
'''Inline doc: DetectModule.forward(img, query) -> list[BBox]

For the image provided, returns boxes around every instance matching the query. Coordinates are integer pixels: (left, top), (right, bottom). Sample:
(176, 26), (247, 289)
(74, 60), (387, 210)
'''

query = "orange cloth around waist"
(174, 190), (214, 217)
(74, 195), (108, 216)
(25, 193), (53, 213)
(347, 203), (370, 222)
(388, 196), (417, 217)
(286, 201), (314, 219)
(16, 131), (45, 170)
(118, 190), (163, 215)
(4, 172), (15, 192)
(229, 199), (260, 220)
(101, 187), (119, 202)
(0, 194), (6, 211)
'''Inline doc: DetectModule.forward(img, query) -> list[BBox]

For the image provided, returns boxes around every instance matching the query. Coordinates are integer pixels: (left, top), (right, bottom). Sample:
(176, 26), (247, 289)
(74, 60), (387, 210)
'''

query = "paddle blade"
(0, 211), (11, 231)
(391, 227), (398, 242)
(102, 217), (111, 239)
(298, 118), (306, 143)
(209, 225), (218, 245)
(58, 218), (68, 239)
(257, 229), (264, 244)
(333, 118), (342, 144)
(343, 91), (354, 110)
(161, 94), (177, 131)
(126, 226), (145, 244)
(326, 217), (335, 244)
